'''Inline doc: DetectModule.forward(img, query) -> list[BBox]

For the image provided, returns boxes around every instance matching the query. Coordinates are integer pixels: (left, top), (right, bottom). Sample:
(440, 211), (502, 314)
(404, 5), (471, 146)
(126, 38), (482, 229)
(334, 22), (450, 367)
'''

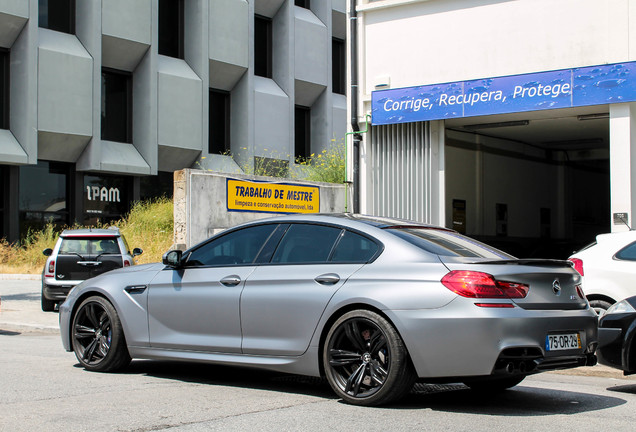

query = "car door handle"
(315, 273), (340, 285)
(220, 275), (242, 287)
(77, 261), (102, 267)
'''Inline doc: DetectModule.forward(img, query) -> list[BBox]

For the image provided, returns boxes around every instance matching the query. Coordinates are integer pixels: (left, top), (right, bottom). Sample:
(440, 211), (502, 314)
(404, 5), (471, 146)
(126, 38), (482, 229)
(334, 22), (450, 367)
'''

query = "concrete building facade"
(0, 0), (347, 242)
(351, 0), (636, 257)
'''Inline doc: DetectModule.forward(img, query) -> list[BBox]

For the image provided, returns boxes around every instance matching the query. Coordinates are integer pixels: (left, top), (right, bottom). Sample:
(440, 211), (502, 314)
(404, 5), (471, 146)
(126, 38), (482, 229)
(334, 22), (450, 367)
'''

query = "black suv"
(41, 228), (142, 311)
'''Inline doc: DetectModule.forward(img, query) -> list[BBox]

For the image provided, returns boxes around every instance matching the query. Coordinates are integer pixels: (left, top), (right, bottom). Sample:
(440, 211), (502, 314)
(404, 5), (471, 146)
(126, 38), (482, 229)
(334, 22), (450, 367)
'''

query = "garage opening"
(444, 106), (610, 259)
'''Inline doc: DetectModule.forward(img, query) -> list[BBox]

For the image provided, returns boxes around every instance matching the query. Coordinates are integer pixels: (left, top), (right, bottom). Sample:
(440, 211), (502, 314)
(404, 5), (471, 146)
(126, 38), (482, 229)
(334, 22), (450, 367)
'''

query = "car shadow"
(115, 360), (337, 400)
(0, 330), (22, 336)
(0, 292), (40, 301)
(91, 360), (627, 414)
(392, 382), (626, 415)
(607, 383), (636, 395)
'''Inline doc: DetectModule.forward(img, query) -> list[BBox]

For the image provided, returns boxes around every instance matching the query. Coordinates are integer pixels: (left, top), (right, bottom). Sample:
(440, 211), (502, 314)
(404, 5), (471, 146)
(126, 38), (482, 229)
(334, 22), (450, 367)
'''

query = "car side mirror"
(162, 250), (183, 268)
(43, 248), (53, 257)
(132, 247), (143, 257)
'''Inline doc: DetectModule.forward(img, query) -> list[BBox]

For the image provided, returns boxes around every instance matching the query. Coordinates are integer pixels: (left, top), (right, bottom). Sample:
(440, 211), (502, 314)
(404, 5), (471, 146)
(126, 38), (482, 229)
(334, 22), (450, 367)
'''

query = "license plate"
(545, 333), (581, 351)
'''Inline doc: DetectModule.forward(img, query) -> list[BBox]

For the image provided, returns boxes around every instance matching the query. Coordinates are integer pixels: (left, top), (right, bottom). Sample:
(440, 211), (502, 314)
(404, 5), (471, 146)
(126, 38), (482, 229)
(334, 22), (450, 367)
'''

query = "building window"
(39, 0), (75, 34)
(209, 89), (231, 155)
(84, 174), (130, 226)
(0, 49), (8, 130)
(332, 38), (345, 95)
(295, 106), (310, 160)
(101, 69), (132, 143)
(254, 16), (272, 78)
(19, 161), (71, 237)
(158, 0), (184, 59)
(295, 0), (310, 8)
(140, 171), (174, 201)
(0, 165), (6, 239)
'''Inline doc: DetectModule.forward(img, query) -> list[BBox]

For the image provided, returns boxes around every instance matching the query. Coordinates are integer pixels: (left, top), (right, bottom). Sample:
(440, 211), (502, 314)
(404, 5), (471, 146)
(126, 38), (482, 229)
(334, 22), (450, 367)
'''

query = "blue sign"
(371, 61), (636, 125)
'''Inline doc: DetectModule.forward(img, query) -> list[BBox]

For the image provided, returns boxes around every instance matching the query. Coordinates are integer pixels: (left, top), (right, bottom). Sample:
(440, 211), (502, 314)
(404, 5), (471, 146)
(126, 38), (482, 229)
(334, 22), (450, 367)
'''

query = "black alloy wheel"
(72, 296), (130, 372)
(589, 299), (613, 317)
(323, 309), (415, 406)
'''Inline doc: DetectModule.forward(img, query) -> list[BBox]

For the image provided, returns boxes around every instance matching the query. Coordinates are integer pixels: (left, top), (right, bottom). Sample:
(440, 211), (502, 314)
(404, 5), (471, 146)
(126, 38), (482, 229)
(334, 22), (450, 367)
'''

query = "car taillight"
(47, 259), (55, 275)
(568, 258), (584, 276)
(124, 259), (131, 267)
(441, 270), (529, 299)
(576, 284), (586, 299)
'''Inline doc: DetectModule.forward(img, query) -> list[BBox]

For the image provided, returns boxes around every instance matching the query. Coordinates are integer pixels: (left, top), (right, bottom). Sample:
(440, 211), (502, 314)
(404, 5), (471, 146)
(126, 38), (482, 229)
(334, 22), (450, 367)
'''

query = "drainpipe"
(349, 0), (361, 214)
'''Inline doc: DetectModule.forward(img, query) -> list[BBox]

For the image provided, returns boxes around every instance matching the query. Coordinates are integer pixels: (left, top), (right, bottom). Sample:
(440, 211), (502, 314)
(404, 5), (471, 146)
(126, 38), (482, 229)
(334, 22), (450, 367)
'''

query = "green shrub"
(297, 139), (346, 184)
(202, 140), (347, 184)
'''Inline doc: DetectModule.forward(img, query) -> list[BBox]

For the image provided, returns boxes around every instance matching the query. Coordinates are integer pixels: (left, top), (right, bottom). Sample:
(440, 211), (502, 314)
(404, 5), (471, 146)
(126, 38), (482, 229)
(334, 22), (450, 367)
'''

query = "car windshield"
(59, 237), (119, 256)
(385, 227), (512, 259)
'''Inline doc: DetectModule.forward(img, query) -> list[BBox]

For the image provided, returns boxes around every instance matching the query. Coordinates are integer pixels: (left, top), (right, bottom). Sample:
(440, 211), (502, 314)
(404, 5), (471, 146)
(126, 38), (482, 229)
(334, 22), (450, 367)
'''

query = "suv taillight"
(46, 259), (55, 276)
(441, 270), (529, 299)
(569, 258), (584, 276)
(124, 259), (131, 267)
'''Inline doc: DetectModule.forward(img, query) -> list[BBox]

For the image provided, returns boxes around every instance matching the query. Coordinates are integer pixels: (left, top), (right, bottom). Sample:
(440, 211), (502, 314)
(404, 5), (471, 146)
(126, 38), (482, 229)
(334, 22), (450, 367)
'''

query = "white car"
(41, 228), (143, 312)
(568, 230), (636, 314)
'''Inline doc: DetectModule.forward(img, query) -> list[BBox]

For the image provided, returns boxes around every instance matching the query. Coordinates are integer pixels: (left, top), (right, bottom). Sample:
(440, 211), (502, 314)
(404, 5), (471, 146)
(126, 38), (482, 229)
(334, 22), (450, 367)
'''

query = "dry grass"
(113, 197), (174, 265)
(0, 197), (174, 274)
(0, 223), (59, 274)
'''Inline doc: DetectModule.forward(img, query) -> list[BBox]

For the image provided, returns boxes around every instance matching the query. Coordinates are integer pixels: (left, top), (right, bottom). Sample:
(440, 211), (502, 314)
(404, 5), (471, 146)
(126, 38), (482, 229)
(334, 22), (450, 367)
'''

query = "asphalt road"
(2, 277), (636, 431)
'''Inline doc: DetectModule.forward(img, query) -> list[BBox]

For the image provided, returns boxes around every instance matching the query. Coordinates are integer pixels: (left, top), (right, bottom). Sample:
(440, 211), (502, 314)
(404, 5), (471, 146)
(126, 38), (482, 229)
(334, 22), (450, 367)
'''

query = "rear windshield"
(386, 227), (512, 259)
(575, 241), (597, 254)
(59, 237), (120, 256)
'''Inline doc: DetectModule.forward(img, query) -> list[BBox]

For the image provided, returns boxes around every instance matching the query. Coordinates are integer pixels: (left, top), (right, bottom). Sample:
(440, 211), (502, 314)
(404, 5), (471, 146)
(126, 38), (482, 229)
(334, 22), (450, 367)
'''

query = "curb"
(0, 322), (59, 334)
(0, 274), (41, 280)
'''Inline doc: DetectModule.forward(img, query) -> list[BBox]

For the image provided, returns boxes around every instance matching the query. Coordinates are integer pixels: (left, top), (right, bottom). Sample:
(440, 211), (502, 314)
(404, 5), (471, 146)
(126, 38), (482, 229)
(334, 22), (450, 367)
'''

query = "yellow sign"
(227, 179), (320, 214)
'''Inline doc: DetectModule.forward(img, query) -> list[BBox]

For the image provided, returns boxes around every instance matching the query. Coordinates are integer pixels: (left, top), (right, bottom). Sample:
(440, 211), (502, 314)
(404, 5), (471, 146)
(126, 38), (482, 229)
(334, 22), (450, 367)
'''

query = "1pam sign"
(86, 186), (121, 203)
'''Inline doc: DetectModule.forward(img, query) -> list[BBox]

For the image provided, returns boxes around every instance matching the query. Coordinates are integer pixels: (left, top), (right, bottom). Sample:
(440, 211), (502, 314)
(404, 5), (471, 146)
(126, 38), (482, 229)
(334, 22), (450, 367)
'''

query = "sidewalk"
(0, 275), (59, 333)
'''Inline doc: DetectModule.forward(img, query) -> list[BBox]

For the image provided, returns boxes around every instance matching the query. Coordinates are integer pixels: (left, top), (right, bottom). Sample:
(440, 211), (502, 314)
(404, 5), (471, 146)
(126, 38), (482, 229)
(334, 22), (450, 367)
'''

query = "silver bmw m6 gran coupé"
(59, 214), (598, 406)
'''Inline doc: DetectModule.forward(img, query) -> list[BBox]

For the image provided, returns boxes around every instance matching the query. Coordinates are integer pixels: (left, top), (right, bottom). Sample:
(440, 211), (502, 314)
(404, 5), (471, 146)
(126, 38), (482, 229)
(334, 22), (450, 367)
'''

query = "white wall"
(610, 103), (636, 232)
(359, 0), (636, 100)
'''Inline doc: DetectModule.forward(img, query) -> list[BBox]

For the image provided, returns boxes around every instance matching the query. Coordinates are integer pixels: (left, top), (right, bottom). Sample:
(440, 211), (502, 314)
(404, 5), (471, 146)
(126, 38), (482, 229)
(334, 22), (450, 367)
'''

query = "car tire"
(323, 309), (416, 406)
(589, 299), (613, 316)
(71, 295), (131, 372)
(464, 375), (525, 392)
(41, 292), (56, 312)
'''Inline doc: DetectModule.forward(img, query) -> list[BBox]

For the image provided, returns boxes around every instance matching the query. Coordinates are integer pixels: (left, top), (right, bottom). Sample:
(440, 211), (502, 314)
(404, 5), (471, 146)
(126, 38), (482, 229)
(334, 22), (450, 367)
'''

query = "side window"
(254, 224), (289, 264)
(615, 242), (636, 261)
(271, 224), (342, 264)
(186, 224), (278, 267)
(121, 236), (131, 255)
(331, 231), (379, 263)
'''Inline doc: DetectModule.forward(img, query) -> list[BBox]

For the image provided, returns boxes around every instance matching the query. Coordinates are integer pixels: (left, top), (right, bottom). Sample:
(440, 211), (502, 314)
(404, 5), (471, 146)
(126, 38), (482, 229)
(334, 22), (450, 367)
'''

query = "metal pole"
(349, 0), (361, 214)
